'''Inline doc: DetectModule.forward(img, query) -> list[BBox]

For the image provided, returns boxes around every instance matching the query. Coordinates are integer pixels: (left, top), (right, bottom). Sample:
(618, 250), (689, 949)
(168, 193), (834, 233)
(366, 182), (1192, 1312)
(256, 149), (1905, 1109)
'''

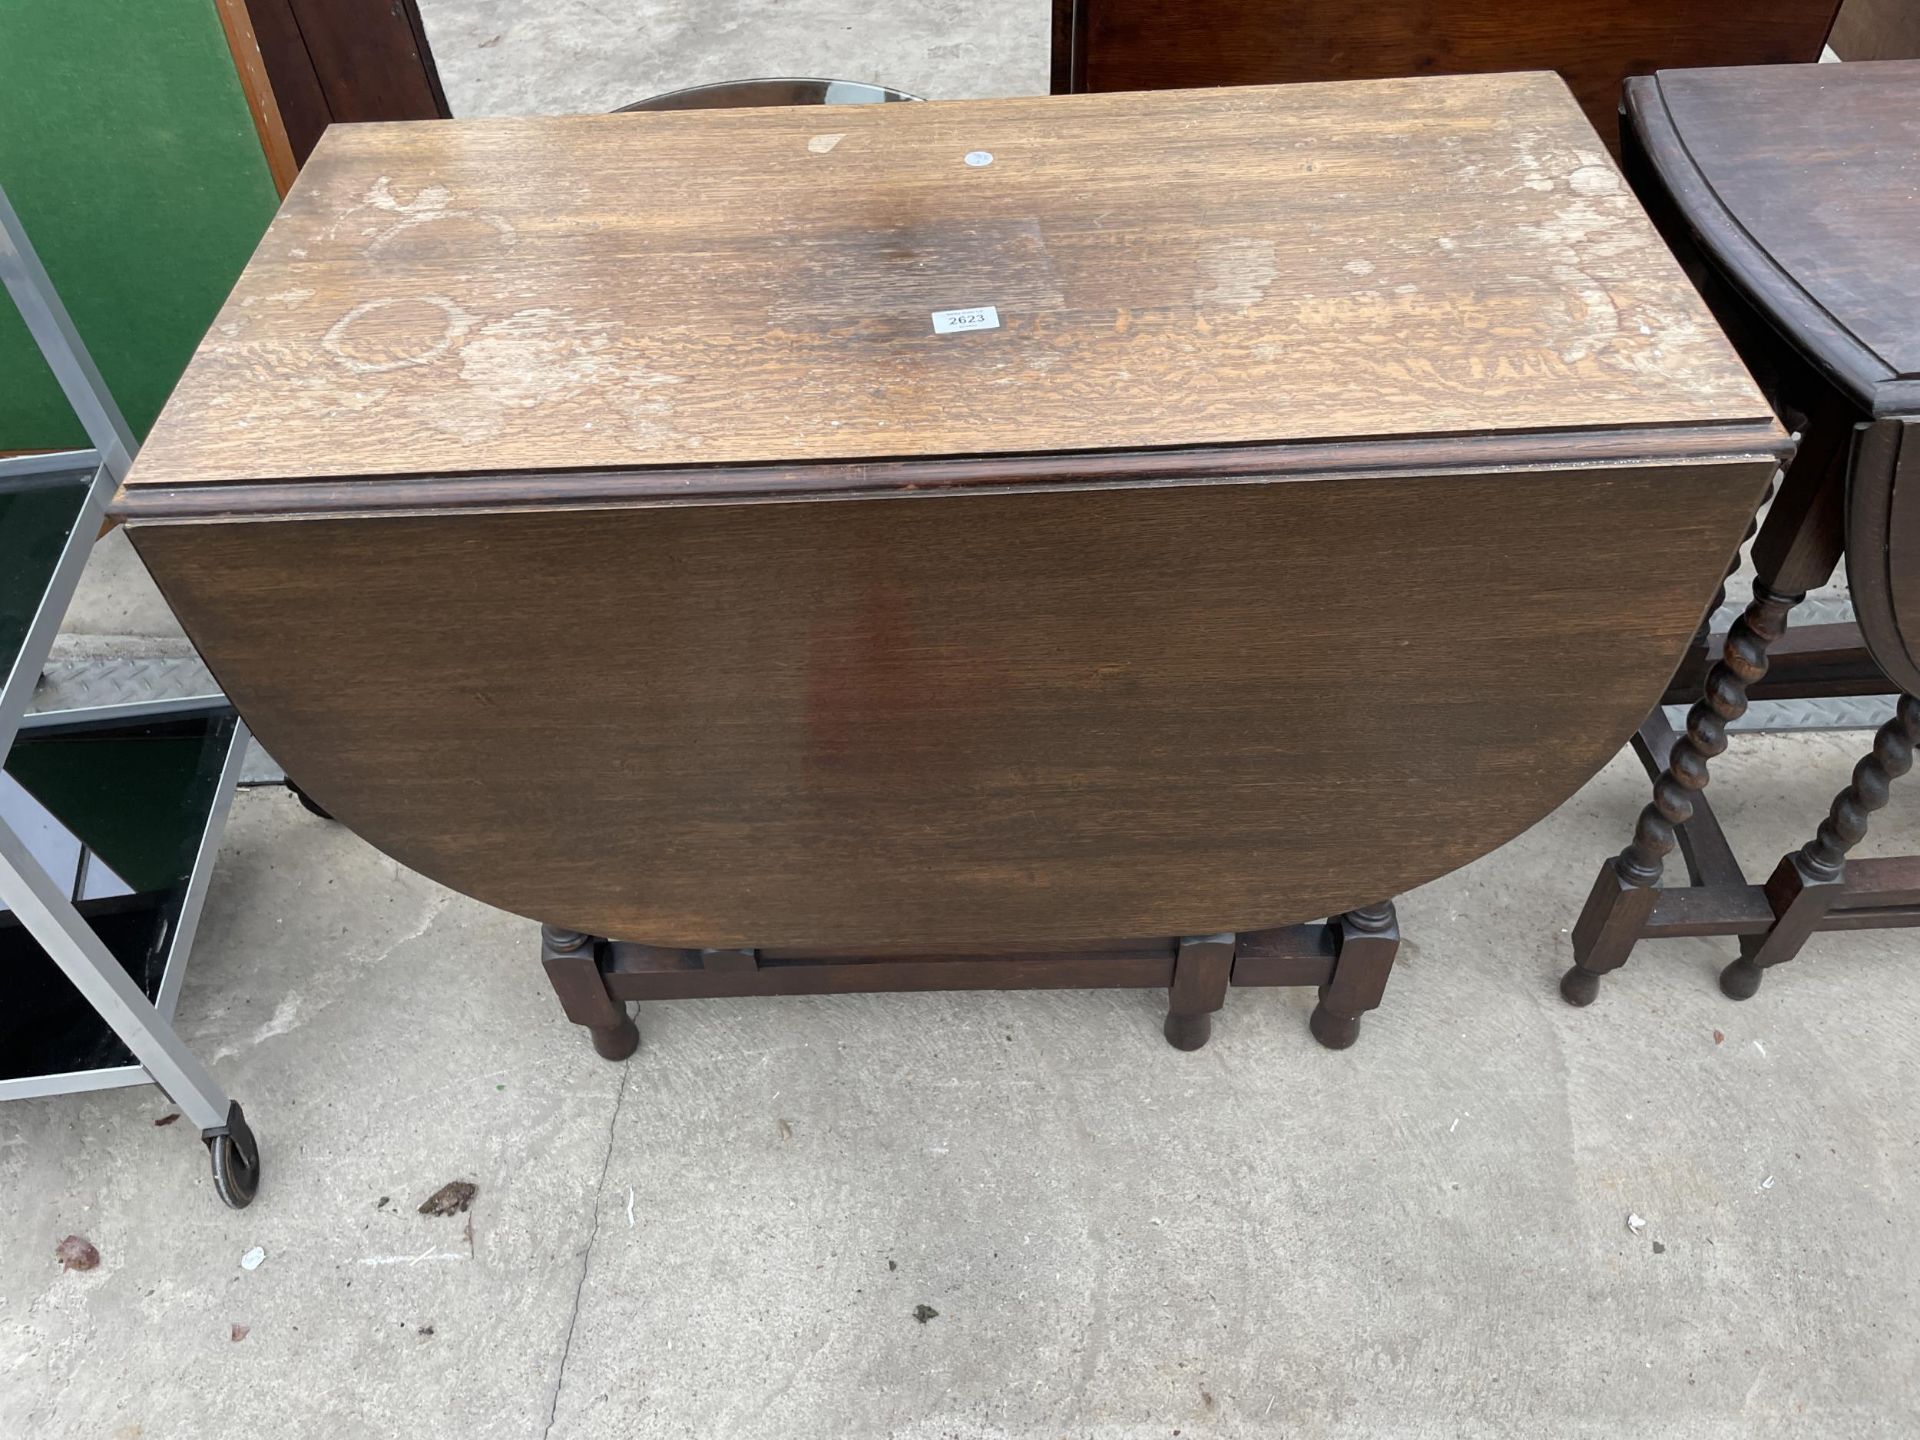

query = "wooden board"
(1651, 61), (1920, 400)
(1051, 0), (1838, 149)
(124, 74), (1771, 494)
(1830, 0), (1920, 61)
(241, 0), (450, 170)
(130, 447), (1777, 947)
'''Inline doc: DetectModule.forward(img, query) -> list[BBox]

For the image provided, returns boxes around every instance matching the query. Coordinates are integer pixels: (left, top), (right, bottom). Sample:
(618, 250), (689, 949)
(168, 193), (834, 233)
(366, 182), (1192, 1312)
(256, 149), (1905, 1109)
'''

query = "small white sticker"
(931, 306), (1000, 335)
(964, 150), (994, 167)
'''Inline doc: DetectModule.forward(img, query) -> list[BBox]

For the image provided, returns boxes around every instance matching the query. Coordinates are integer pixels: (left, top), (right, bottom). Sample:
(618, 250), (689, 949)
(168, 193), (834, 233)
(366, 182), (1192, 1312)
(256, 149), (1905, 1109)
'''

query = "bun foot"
(1309, 1003), (1361, 1050)
(590, 1015), (640, 1061)
(1559, 966), (1601, 1007)
(1719, 958), (1763, 1001)
(1163, 1011), (1213, 1051)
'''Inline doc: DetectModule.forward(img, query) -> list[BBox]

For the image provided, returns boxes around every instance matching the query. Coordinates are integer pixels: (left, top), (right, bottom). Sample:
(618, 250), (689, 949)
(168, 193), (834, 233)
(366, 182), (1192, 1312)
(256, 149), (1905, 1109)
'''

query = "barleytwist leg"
(1722, 693), (1920, 997)
(1310, 901), (1400, 1049)
(1671, 478), (1772, 702)
(1561, 582), (1802, 1006)
(540, 924), (639, 1060)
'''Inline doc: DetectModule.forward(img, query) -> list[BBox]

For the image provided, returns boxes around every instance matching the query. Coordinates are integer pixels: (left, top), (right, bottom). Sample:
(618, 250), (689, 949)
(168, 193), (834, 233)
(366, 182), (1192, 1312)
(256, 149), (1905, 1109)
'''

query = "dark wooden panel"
(1848, 418), (1920, 695)
(286, 0), (448, 124)
(1836, 854), (1920, 907)
(1645, 853), (1920, 937)
(1051, 0), (1084, 94)
(130, 455), (1771, 948)
(1229, 924), (1338, 987)
(241, 0), (333, 164)
(243, 0), (449, 169)
(604, 944), (1175, 1000)
(112, 424), (1784, 522)
(1830, 0), (1920, 60)
(1655, 61), (1920, 386)
(1888, 420), (1920, 688)
(1052, 0), (1836, 146)
(1661, 623), (1888, 705)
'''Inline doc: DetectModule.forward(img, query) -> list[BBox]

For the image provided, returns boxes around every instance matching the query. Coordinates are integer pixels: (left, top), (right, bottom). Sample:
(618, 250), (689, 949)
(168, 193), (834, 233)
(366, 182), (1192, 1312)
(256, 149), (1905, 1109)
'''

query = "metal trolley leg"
(0, 821), (261, 1206)
(3, 179), (260, 1208)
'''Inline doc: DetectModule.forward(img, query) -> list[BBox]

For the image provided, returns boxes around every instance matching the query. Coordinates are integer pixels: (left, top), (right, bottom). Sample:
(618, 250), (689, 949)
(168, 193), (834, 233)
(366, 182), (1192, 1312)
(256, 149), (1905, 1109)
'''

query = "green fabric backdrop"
(0, 0), (279, 449)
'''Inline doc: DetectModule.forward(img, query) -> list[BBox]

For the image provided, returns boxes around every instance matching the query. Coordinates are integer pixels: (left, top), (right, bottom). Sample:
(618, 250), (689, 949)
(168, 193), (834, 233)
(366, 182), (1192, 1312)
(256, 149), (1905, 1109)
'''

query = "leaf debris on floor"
(55, 1235), (100, 1272)
(912, 1304), (939, 1324)
(418, 1180), (477, 1216)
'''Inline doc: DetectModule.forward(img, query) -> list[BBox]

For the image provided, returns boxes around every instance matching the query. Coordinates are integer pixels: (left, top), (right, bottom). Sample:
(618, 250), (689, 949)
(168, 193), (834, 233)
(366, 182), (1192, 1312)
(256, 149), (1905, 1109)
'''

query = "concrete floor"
(417, 0), (1050, 114)
(6, 5), (1919, 1436)
(6, 737), (1918, 1437)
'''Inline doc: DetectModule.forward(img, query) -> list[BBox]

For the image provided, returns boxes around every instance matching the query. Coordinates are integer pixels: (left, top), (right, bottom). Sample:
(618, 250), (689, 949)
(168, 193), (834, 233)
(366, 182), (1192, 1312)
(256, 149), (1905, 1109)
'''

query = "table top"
(124, 73), (1771, 498)
(1627, 60), (1920, 416)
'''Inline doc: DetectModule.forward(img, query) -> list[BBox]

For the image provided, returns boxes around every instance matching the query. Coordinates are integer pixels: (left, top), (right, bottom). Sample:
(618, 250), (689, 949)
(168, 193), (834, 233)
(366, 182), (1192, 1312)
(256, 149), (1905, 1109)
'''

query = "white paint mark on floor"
(212, 993), (305, 1062)
(359, 1245), (468, 1267)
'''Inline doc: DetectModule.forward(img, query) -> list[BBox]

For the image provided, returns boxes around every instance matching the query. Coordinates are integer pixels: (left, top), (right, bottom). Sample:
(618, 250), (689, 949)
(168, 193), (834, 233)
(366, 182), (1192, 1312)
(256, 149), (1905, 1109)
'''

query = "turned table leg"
(540, 923), (639, 1060)
(1310, 901), (1399, 1049)
(1562, 582), (1801, 1006)
(1721, 694), (1920, 998)
(1164, 934), (1233, 1050)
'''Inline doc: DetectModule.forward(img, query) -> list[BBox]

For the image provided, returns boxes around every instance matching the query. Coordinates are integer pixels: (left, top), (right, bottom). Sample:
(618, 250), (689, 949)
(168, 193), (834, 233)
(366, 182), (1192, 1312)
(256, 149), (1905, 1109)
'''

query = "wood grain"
(1848, 419), (1920, 696)
(1830, 0), (1920, 61)
(114, 423), (1782, 520)
(1052, 0), (1837, 148)
(241, 0), (450, 169)
(1652, 61), (1920, 392)
(124, 74), (1770, 492)
(129, 454), (1775, 948)
(213, 0), (299, 198)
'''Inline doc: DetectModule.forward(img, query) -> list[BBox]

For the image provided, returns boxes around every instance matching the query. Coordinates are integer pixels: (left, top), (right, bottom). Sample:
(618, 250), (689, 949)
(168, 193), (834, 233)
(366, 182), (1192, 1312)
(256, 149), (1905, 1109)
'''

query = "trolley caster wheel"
(287, 780), (334, 821)
(204, 1101), (261, 1209)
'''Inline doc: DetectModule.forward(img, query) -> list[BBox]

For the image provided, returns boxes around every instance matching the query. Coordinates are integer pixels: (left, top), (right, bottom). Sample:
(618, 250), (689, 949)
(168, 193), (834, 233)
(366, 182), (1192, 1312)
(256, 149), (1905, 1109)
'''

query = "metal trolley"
(1, 183), (260, 1206)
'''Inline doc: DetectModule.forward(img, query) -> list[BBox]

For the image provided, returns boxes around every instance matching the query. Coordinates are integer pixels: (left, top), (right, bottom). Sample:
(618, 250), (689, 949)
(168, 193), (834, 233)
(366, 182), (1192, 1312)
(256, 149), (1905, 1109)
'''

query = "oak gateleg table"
(115, 77), (1782, 1057)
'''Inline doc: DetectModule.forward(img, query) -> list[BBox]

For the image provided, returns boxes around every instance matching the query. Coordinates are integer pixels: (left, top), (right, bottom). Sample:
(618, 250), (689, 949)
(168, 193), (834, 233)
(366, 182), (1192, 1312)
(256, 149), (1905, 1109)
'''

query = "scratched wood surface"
(125, 73), (1771, 491)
